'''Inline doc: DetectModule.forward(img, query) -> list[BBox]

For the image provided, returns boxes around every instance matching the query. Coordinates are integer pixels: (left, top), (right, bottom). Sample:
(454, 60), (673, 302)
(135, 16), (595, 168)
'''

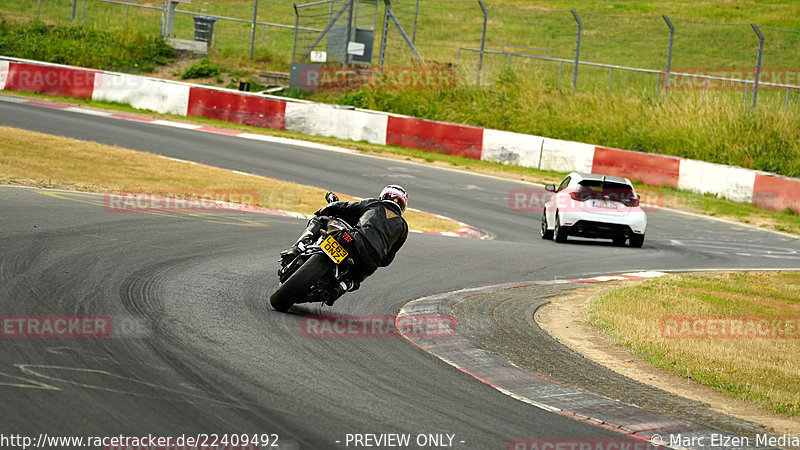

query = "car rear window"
(576, 180), (635, 202)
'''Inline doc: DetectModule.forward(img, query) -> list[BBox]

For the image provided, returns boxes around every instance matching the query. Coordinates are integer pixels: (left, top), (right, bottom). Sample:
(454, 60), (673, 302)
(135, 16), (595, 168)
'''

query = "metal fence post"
(378, 0), (391, 69)
(71, 0), (77, 23)
(373, 0), (379, 33)
(786, 88), (791, 112)
(386, 3), (422, 63)
(302, 0), (354, 61)
(291, 4), (299, 63)
(249, 0), (259, 60)
(571, 10), (582, 91)
(751, 24), (764, 109)
(663, 14), (674, 96)
(82, 0), (87, 24)
(160, 0), (167, 36)
(411, 0), (420, 44)
(37, 0), (42, 21)
(345, 0), (354, 66)
(477, 0), (488, 84)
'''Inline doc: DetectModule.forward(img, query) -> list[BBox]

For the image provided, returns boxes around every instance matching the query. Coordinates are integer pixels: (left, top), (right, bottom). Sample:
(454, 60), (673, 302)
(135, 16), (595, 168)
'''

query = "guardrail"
(2, 55), (799, 213)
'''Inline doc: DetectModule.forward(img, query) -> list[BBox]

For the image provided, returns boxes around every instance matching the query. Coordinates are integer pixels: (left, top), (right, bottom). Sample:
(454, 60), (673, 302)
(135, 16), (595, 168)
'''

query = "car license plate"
(321, 235), (348, 264)
(592, 200), (616, 209)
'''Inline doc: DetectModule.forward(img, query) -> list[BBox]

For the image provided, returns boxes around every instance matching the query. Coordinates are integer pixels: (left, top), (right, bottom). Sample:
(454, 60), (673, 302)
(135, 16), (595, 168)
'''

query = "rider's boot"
(325, 279), (355, 306)
(280, 233), (312, 266)
(280, 217), (324, 266)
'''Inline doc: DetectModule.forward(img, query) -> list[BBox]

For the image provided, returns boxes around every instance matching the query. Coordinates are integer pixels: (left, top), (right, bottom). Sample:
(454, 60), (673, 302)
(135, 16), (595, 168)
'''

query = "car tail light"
(623, 197), (640, 207)
(570, 192), (583, 202)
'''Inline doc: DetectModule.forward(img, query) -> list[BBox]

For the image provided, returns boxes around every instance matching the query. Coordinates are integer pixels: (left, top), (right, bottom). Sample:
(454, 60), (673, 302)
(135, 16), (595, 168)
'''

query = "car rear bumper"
(565, 220), (636, 239)
(559, 210), (646, 237)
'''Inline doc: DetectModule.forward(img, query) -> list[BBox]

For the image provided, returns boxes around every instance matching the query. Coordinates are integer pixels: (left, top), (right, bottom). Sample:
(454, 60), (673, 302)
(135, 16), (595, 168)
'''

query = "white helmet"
(380, 185), (408, 213)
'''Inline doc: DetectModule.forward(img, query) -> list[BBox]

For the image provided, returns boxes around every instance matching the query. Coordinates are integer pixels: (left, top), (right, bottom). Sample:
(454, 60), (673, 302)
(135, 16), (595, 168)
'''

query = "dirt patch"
(536, 281), (800, 437)
(147, 50), (249, 89)
(149, 50), (201, 82)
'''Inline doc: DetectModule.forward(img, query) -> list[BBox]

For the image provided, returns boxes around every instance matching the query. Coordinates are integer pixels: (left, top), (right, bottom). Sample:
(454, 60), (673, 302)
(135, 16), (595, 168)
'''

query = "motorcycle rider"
(280, 185), (409, 305)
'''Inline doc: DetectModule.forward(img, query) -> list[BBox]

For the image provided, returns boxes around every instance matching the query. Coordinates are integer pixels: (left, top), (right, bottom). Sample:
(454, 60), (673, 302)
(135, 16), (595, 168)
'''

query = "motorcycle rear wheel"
(270, 253), (331, 312)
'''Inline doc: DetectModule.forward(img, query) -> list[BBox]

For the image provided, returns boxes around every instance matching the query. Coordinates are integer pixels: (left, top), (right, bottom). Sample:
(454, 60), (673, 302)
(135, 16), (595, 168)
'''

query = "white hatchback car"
(540, 172), (647, 247)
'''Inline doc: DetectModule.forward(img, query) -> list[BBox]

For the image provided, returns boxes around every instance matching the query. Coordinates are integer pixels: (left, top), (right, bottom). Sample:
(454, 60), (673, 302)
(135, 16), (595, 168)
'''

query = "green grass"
(4, 89), (800, 237)
(0, 124), (460, 233)
(0, 17), (175, 73)
(3, 1), (799, 108)
(307, 66), (800, 178)
(2, 2), (800, 211)
(4, 1), (799, 74)
(180, 57), (221, 79)
(588, 271), (800, 416)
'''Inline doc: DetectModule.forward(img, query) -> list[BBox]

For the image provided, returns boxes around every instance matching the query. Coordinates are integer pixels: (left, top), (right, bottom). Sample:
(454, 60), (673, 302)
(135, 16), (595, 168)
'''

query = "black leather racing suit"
(314, 198), (408, 284)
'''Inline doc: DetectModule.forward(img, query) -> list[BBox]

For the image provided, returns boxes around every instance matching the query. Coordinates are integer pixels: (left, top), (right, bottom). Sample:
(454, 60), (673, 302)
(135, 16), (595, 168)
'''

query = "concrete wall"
(3, 55), (799, 212)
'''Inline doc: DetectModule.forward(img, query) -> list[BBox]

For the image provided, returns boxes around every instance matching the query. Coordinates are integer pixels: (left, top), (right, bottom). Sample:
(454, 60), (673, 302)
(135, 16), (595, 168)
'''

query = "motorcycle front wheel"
(270, 253), (331, 312)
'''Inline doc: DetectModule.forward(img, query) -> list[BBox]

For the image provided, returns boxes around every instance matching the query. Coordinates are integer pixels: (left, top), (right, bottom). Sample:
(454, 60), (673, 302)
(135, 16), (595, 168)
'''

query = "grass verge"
(3, 90), (799, 237)
(308, 67), (800, 178)
(4, 2), (800, 178)
(0, 18), (175, 73)
(588, 272), (800, 417)
(0, 125), (459, 233)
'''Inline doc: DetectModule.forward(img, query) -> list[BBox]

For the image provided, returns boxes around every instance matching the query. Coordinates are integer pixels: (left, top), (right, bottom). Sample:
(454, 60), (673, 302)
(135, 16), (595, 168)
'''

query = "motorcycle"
(270, 192), (358, 312)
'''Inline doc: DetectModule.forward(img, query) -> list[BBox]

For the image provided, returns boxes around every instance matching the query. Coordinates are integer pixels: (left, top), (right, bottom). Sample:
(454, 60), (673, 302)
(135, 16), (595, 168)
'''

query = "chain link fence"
(292, 0), (382, 65)
(292, 0), (428, 70)
(4, 0), (301, 66)
(444, 4), (800, 109)
(4, 0), (800, 109)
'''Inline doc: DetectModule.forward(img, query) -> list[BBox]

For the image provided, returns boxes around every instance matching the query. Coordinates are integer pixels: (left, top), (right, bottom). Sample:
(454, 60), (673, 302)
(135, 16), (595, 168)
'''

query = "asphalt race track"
(2, 96), (800, 449)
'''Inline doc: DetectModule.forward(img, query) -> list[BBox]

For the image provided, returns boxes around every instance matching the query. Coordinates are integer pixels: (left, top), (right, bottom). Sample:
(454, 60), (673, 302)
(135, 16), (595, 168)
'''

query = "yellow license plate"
(321, 235), (348, 264)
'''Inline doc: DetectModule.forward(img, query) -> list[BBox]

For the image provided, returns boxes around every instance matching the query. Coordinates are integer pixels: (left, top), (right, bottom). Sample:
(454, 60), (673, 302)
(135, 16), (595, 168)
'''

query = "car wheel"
(629, 233), (645, 248)
(554, 212), (568, 243)
(540, 210), (553, 240)
(612, 236), (626, 246)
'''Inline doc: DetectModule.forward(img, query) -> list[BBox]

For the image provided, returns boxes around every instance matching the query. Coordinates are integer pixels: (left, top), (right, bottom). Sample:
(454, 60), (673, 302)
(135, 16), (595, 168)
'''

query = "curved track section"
(398, 278), (769, 445)
(2, 97), (800, 448)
